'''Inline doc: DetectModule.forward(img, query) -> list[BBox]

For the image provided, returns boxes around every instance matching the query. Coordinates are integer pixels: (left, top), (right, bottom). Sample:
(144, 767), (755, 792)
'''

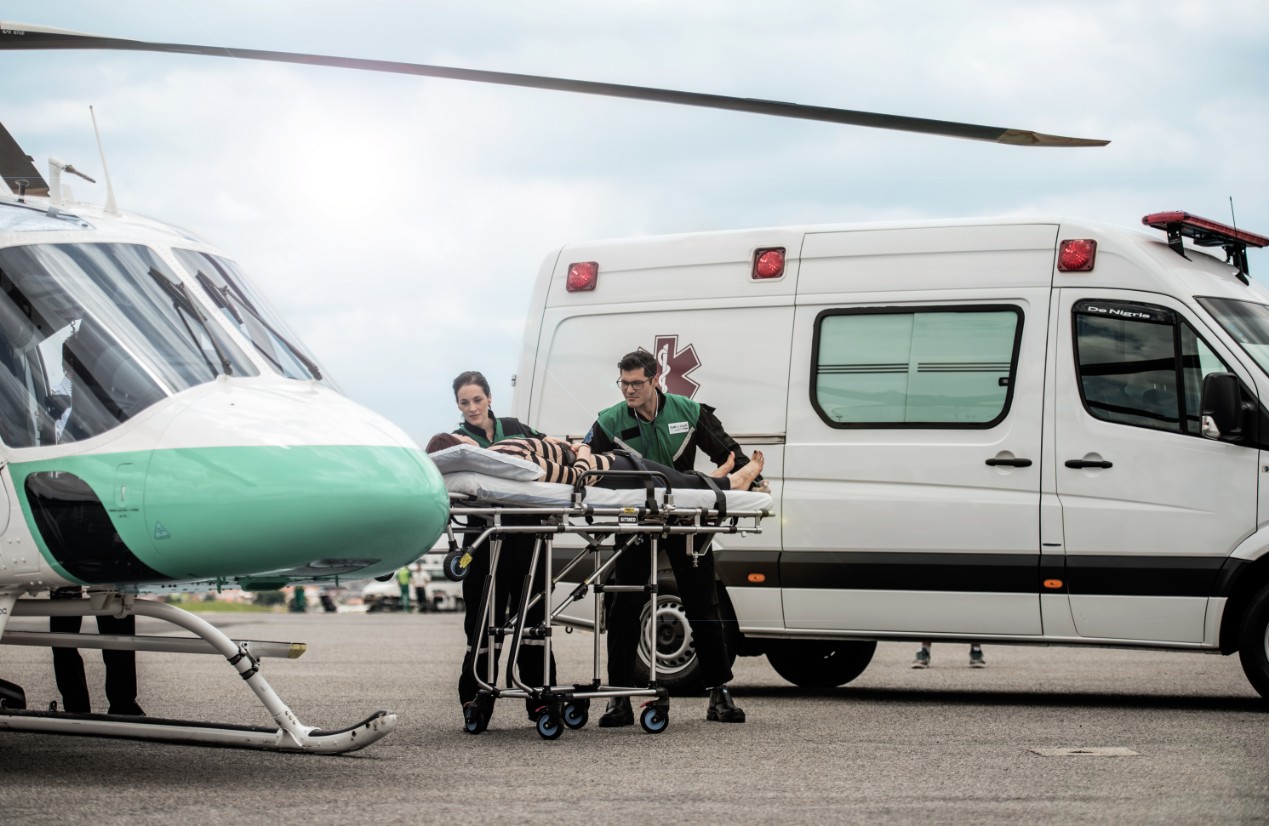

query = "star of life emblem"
(643, 334), (701, 399)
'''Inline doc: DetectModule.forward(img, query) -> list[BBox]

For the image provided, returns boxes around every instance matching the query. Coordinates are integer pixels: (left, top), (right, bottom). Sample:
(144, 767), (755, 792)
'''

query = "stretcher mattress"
(444, 470), (773, 512)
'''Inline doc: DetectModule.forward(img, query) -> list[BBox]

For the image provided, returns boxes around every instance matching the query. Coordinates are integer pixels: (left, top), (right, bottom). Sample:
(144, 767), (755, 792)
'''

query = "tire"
(631, 574), (736, 696)
(536, 710), (563, 740)
(640, 705), (669, 734)
(1238, 583), (1269, 701)
(766, 639), (877, 688)
(562, 700), (589, 729)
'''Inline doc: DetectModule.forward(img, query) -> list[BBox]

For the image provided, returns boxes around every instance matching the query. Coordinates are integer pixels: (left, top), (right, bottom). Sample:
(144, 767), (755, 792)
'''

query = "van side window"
(811, 306), (1021, 427)
(1073, 300), (1231, 435)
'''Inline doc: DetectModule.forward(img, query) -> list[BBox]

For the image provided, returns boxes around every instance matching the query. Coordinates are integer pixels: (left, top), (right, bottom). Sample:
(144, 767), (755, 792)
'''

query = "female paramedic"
(448, 370), (558, 725)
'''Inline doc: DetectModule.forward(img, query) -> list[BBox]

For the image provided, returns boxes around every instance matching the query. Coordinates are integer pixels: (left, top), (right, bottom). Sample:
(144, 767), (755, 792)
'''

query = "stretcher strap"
(693, 472), (728, 522)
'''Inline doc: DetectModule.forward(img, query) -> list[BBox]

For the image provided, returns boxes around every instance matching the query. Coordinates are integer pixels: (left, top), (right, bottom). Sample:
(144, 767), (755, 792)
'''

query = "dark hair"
(452, 370), (491, 399)
(425, 432), (462, 453)
(618, 350), (657, 379)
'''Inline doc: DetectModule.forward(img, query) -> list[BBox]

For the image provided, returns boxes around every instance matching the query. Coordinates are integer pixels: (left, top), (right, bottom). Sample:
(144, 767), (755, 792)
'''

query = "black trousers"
(458, 516), (558, 710)
(50, 600), (140, 715)
(605, 534), (734, 689)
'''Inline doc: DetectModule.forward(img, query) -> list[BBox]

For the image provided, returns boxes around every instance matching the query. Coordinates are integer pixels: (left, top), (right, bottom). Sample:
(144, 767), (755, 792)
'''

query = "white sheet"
(444, 470), (773, 513)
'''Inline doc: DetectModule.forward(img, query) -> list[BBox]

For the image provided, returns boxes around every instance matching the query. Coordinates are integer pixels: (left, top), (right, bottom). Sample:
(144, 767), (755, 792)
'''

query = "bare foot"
(727, 450), (764, 490)
(710, 452), (736, 477)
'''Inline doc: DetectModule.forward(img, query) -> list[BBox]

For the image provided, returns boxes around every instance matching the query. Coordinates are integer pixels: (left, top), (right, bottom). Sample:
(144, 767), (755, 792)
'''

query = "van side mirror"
(1200, 372), (1244, 441)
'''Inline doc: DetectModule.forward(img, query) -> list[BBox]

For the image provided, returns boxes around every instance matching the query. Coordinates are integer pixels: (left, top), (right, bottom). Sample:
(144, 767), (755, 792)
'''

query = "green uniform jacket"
(454, 415), (542, 448)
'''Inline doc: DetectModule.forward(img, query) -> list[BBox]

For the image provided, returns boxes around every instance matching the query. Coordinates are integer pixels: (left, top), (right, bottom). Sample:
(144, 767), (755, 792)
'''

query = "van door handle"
(985, 457), (1033, 467)
(1065, 459), (1113, 469)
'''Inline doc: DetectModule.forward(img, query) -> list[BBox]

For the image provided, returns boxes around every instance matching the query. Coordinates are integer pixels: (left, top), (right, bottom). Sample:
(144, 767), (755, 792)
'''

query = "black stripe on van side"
(559, 546), (1231, 599)
(777, 551), (1037, 593)
(1065, 555), (1225, 598)
(773, 551), (1227, 598)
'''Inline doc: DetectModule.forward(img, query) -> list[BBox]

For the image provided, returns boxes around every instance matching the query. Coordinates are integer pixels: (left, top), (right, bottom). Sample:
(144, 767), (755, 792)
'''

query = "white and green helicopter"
(0, 21), (1108, 754)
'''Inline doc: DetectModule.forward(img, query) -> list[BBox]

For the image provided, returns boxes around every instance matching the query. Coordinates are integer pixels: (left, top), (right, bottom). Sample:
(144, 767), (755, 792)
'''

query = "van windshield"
(1197, 297), (1269, 378)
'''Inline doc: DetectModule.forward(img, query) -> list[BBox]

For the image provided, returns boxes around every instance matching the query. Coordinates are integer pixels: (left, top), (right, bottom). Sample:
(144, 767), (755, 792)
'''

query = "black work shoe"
(598, 696), (633, 727)
(706, 685), (746, 723)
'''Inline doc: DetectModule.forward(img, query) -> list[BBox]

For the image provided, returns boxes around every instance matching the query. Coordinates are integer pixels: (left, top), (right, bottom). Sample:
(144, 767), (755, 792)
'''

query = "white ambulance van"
(511, 211), (1269, 700)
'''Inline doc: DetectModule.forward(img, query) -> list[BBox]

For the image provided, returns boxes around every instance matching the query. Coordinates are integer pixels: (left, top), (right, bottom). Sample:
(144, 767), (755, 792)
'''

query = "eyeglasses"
(616, 378), (652, 390)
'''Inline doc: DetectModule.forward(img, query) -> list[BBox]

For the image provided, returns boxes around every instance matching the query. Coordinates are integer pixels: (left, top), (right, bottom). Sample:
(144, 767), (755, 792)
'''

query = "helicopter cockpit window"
(0, 243), (256, 448)
(173, 249), (328, 384)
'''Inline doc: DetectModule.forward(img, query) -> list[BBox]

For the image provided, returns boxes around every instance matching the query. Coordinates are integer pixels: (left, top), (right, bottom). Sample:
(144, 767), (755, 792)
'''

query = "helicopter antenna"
(90, 106), (118, 216)
(46, 156), (95, 212)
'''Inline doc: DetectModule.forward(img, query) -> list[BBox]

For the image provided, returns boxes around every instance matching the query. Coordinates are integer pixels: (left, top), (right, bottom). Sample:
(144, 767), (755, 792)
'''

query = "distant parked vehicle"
(362, 552), (463, 612)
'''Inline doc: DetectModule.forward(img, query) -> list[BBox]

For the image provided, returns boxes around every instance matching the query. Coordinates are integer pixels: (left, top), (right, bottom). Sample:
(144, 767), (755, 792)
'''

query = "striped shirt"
(488, 438), (615, 486)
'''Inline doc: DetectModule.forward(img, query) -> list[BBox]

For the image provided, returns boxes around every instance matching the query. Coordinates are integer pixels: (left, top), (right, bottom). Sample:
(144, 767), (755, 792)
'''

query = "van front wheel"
(1238, 583), (1269, 701)
(766, 640), (876, 688)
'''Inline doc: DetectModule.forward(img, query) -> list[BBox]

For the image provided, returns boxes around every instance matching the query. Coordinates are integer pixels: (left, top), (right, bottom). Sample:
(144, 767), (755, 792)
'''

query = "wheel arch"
(1217, 550), (1269, 654)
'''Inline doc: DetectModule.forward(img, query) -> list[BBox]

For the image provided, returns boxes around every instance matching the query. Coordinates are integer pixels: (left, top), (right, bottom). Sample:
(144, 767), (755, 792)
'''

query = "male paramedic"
(581, 349), (762, 725)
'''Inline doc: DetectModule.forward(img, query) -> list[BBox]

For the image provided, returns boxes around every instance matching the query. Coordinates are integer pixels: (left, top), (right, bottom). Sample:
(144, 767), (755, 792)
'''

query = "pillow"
(427, 443), (544, 481)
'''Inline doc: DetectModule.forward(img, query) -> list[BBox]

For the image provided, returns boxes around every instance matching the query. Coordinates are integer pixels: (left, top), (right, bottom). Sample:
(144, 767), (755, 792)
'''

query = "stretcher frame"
(445, 469), (770, 739)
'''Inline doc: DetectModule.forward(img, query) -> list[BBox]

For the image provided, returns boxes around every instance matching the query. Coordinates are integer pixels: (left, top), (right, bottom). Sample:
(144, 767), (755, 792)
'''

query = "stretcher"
(437, 451), (772, 740)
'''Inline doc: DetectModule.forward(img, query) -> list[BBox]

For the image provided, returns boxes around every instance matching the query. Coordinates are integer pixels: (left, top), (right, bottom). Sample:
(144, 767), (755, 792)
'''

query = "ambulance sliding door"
(781, 225), (1056, 638)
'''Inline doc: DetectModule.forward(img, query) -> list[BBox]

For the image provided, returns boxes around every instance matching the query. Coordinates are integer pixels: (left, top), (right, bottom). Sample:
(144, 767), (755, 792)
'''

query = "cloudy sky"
(2, 2), (1266, 445)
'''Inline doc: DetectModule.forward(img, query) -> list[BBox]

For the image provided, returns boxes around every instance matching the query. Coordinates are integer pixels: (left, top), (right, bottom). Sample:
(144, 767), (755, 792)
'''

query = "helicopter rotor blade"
(0, 22), (1109, 147)
(0, 120), (49, 197)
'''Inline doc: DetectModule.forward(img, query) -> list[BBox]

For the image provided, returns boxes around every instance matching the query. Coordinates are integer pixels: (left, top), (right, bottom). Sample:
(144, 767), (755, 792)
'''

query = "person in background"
(396, 565), (413, 612)
(411, 561), (432, 614)
(913, 642), (986, 668)
(50, 587), (144, 716)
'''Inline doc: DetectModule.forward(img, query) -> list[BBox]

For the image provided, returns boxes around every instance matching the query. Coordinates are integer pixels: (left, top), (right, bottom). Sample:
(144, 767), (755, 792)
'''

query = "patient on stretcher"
(425, 433), (764, 491)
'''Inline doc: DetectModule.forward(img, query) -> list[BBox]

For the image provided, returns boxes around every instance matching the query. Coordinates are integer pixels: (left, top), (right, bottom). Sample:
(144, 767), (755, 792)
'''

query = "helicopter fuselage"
(0, 194), (448, 596)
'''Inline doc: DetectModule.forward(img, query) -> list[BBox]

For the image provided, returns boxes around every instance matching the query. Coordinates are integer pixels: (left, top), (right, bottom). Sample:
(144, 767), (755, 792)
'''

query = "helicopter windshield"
(172, 249), (327, 383)
(0, 242), (257, 448)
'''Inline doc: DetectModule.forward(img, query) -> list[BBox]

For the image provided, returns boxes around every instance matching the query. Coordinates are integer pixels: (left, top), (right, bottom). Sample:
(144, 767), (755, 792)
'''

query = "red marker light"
(747, 573), (766, 584)
(566, 261), (598, 292)
(1043, 578), (1064, 589)
(753, 248), (785, 279)
(1058, 239), (1097, 272)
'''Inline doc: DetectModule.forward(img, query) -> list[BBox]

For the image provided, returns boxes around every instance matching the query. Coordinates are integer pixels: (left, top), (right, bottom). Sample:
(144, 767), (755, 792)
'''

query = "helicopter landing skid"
(4, 595), (396, 754)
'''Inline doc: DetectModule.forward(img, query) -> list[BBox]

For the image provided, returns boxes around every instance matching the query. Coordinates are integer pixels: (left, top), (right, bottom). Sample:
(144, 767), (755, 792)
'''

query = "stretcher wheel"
(562, 700), (589, 729)
(444, 548), (471, 582)
(639, 705), (669, 734)
(463, 703), (489, 735)
(536, 709), (563, 740)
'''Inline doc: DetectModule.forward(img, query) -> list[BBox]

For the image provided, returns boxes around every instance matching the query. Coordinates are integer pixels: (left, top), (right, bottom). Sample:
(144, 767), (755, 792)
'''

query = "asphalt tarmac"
(1, 609), (1266, 825)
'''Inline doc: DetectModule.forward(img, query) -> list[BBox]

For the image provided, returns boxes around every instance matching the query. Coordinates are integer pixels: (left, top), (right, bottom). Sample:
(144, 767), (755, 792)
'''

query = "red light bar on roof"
(1143, 211), (1267, 280)
(1142, 211), (1269, 249)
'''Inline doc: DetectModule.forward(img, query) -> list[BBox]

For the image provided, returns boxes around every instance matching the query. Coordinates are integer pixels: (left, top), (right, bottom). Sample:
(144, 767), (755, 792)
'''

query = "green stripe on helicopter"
(8, 444), (448, 583)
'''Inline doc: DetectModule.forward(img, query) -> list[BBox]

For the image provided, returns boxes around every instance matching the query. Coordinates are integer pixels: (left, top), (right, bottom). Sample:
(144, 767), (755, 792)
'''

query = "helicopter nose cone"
(125, 383), (448, 581)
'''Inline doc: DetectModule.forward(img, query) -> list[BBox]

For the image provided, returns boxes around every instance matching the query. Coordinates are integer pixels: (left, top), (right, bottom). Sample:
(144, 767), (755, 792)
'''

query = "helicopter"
(0, 20), (1108, 754)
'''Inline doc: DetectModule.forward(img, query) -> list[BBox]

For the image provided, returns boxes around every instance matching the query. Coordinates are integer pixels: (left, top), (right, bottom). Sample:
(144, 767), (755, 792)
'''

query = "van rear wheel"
(766, 640), (876, 688)
(1238, 583), (1269, 701)
(631, 574), (736, 696)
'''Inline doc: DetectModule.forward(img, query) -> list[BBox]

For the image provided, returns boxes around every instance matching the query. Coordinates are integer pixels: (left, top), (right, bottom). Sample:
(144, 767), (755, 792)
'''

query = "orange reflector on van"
(747, 573), (766, 583)
(1043, 578), (1064, 589)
